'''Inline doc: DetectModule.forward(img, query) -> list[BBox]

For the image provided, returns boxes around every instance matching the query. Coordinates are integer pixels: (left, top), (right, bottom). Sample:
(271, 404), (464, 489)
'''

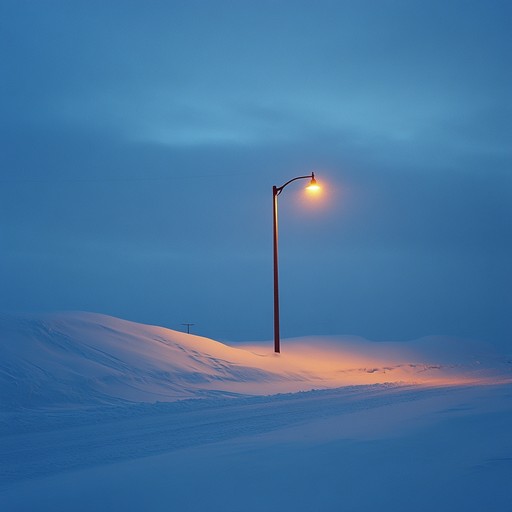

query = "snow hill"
(0, 311), (509, 410)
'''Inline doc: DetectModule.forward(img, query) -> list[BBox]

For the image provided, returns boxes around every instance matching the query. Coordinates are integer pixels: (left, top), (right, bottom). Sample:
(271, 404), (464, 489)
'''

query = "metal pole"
(273, 186), (280, 353)
(271, 173), (315, 353)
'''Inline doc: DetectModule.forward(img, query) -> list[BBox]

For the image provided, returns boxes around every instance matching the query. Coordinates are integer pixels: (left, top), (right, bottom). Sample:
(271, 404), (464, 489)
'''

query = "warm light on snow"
(1, 312), (511, 512)
(0, 312), (509, 409)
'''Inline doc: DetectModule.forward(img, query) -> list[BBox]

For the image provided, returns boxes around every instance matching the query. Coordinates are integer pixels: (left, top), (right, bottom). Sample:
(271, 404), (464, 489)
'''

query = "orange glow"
(306, 176), (320, 193)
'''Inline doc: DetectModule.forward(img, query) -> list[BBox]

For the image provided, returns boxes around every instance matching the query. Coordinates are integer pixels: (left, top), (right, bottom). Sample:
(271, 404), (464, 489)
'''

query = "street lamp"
(273, 172), (319, 353)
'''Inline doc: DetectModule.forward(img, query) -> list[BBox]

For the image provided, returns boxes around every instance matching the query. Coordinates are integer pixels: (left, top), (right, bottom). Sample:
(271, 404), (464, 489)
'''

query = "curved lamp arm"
(275, 172), (316, 196)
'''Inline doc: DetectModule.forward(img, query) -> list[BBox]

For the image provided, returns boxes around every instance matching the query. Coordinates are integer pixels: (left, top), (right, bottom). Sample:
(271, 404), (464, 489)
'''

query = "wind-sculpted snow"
(0, 384), (431, 483)
(0, 312), (286, 409)
(1, 383), (511, 512)
(0, 313), (511, 512)
(0, 312), (509, 410)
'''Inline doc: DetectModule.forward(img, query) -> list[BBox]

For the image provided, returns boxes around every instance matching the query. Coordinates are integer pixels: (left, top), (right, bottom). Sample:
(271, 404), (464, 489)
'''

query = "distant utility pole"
(181, 323), (195, 334)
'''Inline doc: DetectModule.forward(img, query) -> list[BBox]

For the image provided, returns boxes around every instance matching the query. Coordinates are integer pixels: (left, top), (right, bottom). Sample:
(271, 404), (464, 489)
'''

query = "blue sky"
(1, 0), (511, 346)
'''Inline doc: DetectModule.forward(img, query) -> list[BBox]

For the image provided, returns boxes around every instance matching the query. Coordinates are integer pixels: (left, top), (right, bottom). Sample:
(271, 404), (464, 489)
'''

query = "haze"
(1, 1), (510, 348)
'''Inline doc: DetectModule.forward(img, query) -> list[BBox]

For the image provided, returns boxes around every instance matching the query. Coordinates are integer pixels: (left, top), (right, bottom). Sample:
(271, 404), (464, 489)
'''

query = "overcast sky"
(1, 0), (511, 347)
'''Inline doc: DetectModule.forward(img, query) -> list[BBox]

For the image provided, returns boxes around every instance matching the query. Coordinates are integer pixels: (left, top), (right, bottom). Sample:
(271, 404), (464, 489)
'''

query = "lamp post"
(273, 172), (319, 353)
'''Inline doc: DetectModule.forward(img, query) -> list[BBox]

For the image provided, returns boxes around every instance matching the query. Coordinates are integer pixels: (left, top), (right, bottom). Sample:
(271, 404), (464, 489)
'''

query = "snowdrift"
(0, 312), (509, 409)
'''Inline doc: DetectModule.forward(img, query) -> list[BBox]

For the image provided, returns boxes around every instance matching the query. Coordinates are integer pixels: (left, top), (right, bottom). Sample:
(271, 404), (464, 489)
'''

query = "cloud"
(0, 0), (510, 345)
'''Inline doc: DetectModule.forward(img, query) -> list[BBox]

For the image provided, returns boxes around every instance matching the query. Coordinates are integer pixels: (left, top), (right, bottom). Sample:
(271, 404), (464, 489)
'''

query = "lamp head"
(306, 172), (320, 192)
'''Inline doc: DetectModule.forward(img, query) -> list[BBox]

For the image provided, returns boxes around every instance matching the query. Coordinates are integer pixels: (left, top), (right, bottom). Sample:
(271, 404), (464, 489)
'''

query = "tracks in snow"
(0, 384), (455, 484)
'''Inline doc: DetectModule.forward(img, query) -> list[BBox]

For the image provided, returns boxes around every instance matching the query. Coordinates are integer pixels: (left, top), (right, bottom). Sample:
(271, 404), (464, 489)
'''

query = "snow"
(0, 312), (509, 410)
(0, 312), (511, 511)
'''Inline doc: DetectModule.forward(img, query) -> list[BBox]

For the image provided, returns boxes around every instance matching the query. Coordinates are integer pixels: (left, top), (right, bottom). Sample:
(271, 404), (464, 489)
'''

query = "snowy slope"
(1, 312), (511, 512)
(0, 311), (510, 410)
(0, 311), (287, 408)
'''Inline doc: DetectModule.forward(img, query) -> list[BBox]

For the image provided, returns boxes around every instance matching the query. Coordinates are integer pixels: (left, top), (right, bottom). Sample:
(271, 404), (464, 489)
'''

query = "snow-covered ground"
(1, 312), (511, 511)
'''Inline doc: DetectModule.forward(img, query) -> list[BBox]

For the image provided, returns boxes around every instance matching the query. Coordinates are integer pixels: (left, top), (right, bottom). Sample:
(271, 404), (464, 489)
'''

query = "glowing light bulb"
(306, 173), (320, 192)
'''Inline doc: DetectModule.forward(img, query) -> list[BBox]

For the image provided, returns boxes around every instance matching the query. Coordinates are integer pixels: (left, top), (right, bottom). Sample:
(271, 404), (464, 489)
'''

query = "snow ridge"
(0, 311), (509, 410)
